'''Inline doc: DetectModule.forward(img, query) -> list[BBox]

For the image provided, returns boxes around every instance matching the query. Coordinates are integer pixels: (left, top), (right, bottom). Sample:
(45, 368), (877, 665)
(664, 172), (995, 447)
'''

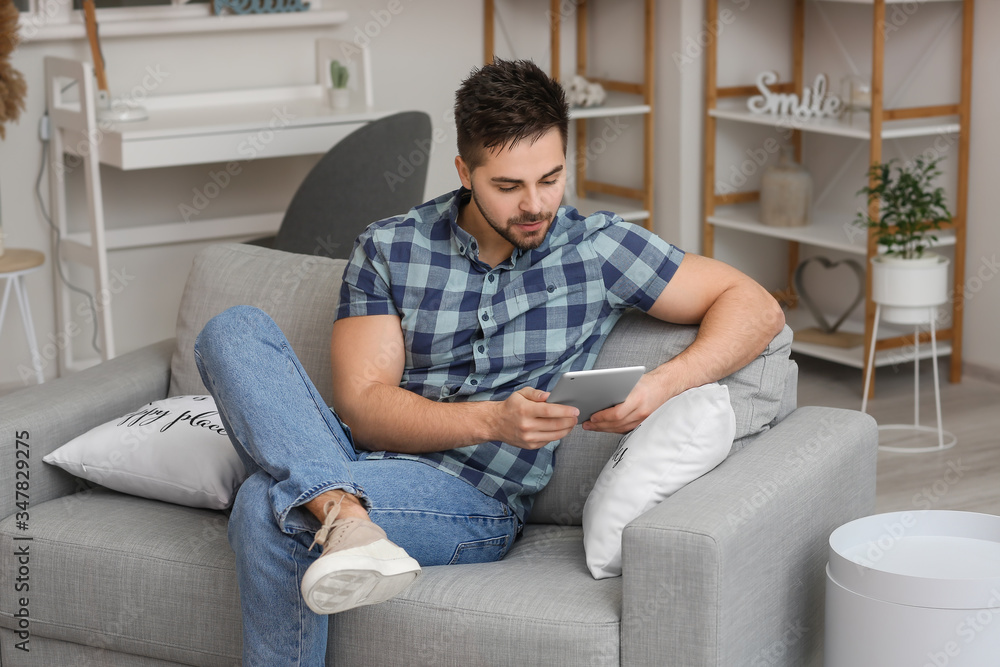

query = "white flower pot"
(328, 88), (350, 110)
(870, 253), (950, 325)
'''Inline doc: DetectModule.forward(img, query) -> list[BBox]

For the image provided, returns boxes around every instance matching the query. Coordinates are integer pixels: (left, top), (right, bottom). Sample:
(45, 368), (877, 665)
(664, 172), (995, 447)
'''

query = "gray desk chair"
(253, 110), (432, 259)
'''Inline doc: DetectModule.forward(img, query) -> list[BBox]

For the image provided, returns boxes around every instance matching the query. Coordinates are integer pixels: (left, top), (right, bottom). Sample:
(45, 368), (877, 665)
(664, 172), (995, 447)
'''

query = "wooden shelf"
(709, 100), (960, 140)
(701, 0), (972, 396)
(484, 0), (655, 230)
(709, 203), (956, 256)
(817, 0), (959, 4)
(569, 92), (651, 120)
(785, 308), (952, 370)
(566, 195), (650, 224)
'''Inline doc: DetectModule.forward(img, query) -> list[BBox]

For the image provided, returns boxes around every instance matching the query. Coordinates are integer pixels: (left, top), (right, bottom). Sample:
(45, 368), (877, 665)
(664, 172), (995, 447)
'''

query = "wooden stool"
(0, 249), (46, 385)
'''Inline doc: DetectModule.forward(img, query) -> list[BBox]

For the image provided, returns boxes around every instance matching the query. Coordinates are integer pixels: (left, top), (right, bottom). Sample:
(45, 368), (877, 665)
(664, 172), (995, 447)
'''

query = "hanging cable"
(36, 113), (103, 356)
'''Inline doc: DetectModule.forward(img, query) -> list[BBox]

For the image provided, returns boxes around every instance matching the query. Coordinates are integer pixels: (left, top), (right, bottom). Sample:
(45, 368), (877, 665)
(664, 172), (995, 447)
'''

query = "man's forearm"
(337, 382), (496, 454)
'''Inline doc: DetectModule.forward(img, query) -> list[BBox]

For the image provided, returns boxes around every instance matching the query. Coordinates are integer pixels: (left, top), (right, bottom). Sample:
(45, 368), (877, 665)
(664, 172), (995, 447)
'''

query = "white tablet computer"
(546, 366), (646, 424)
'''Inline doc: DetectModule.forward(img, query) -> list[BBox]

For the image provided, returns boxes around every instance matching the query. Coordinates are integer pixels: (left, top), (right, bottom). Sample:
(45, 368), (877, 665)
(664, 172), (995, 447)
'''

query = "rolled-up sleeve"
(337, 229), (400, 320)
(590, 220), (686, 311)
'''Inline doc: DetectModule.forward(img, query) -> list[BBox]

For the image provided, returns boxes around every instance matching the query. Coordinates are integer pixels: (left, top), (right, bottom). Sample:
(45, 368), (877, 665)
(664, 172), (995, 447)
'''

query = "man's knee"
(196, 305), (272, 362)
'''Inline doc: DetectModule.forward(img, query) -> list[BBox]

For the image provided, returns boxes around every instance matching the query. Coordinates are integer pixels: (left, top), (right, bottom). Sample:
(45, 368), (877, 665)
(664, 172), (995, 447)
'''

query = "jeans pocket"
(448, 533), (512, 565)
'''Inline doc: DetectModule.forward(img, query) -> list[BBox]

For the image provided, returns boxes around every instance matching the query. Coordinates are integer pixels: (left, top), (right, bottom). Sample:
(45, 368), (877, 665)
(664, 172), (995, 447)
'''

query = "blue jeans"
(194, 306), (519, 667)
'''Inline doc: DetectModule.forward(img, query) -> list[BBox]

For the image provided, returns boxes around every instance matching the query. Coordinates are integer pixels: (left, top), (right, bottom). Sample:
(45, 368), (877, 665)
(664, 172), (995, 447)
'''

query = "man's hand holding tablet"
(545, 366), (647, 424)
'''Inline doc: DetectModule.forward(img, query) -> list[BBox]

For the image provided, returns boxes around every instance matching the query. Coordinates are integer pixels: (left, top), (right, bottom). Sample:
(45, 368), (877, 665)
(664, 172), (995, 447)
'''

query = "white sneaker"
(300, 501), (420, 615)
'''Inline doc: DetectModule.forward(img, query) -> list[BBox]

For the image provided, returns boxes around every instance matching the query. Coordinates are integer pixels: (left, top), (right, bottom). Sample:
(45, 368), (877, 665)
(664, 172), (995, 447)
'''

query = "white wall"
(0, 0), (481, 387)
(1, 0), (998, 389)
(962, 0), (1000, 380)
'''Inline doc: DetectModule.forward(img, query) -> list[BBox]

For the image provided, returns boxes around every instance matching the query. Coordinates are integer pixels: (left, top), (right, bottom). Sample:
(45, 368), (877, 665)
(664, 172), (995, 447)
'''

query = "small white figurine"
(566, 74), (607, 108)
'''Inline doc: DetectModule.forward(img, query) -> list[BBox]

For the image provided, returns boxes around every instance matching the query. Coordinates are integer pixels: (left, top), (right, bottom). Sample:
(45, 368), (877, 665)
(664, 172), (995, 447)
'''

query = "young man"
(195, 58), (783, 666)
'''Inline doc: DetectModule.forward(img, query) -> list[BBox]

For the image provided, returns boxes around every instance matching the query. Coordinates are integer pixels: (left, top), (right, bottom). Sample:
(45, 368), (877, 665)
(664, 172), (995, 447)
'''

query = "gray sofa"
(0, 243), (878, 666)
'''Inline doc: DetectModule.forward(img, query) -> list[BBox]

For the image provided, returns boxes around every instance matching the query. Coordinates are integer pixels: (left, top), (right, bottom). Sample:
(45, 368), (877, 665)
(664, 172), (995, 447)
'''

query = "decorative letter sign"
(214, 0), (308, 15)
(747, 71), (842, 121)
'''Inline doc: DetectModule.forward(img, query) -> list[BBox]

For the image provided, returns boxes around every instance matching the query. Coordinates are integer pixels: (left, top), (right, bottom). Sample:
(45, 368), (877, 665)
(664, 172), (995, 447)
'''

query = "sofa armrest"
(620, 406), (877, 667)
(0, 339), (174, 520)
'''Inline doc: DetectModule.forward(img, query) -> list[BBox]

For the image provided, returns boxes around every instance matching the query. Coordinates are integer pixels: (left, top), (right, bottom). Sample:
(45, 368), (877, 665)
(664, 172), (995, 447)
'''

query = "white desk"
(45, 48), (386, 373)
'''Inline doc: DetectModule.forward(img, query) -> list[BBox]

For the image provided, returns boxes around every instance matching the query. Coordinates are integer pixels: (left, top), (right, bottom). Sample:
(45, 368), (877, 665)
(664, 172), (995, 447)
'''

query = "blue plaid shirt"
(337, 188), (685, 524)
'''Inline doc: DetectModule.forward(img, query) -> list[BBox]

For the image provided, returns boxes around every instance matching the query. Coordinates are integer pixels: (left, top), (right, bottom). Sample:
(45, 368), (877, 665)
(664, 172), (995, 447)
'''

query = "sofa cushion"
(332, 525), (621, 666)
(529, 310), (793, 526)
(0, 489), (242, 666)
(170, 243), (348, 404)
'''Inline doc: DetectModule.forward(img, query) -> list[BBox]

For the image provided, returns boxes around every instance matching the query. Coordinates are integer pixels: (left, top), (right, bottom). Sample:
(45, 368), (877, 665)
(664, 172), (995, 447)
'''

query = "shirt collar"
(447, 187), (523, 270)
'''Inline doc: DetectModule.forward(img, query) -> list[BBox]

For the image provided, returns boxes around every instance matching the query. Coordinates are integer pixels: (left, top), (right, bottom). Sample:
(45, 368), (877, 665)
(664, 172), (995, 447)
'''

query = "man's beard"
(470, 186), (554, 252)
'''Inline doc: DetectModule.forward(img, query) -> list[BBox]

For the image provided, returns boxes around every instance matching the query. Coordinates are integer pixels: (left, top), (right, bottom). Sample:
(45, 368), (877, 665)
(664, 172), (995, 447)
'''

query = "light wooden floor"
(795, 353), (1000, 516)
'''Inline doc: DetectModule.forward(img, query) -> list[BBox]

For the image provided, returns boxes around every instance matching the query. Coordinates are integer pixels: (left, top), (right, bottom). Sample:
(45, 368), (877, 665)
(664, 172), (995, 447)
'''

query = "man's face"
(458, 128), (566, 252)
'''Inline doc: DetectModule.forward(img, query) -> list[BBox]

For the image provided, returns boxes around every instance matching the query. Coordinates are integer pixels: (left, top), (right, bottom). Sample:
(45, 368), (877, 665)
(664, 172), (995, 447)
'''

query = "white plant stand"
(0, 249), (46, 385)
(862, 302), (956, 453)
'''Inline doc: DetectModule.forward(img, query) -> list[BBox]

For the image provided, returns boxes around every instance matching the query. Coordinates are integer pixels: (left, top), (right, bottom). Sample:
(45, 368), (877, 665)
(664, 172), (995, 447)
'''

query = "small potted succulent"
(853, 156), (952, 324)
(328, 59), (350, 110)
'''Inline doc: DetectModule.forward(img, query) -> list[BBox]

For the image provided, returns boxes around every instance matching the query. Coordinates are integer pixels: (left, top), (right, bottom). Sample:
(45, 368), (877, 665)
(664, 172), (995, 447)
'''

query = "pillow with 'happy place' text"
(42, 395), (246, 510)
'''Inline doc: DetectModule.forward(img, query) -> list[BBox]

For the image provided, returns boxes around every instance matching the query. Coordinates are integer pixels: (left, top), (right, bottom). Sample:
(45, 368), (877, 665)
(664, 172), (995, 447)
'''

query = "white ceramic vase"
(760, 151), (812, 227)
(329, 88), (350, 110)
(870, 253), (950, 325)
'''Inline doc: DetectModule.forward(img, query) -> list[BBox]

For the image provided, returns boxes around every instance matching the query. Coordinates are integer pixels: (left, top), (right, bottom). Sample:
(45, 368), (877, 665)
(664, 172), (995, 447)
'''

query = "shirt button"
(488, 274), (495, 283)
(478, 345), (485, 353)
(481, 313), (489, 322)
(547, 285), (555, 293)
(470, 379), (479, 386)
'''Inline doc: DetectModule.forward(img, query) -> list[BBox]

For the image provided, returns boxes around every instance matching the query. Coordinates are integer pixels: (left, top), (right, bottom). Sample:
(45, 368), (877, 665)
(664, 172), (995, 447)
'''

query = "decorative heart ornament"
(793, 256), (865, 334)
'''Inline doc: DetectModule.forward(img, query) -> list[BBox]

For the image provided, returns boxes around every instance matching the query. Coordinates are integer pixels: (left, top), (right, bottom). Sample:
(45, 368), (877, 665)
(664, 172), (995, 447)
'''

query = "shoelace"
(307, 494), (345, 552)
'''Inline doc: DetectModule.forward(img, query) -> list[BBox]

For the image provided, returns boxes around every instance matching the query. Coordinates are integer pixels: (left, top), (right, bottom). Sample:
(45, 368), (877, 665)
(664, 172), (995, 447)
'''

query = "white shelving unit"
(702, 0), (973, 395)
(484, 0), (655, 229)
(44, 40), (388, 373)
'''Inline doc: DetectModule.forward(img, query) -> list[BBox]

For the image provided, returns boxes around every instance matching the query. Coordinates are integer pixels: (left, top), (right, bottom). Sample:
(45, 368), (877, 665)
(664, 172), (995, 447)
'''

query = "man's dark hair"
(454, 58), (569, 171)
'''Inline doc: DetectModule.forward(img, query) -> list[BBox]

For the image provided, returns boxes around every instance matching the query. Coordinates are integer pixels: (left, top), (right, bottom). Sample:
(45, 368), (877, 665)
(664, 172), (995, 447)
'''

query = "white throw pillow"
(582, 383), (736, 579)
(43, 395), (246, 510)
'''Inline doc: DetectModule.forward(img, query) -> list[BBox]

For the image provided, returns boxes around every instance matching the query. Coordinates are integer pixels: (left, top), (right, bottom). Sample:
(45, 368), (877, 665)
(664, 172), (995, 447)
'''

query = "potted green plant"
(328, 59), (350, 110)
(854, 156), (952, 324)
